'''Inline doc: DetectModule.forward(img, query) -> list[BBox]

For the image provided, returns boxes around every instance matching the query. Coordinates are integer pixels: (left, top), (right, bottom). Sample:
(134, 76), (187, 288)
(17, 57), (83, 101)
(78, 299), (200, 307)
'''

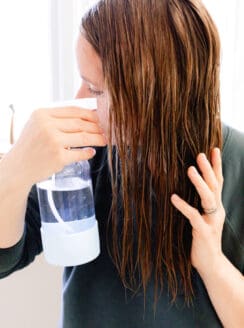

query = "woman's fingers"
(171, 194), (206, 231)
(171, 150), (225, 272)
(194, 149), (223, 202)
(187, 166), (217, 211)
(211, 148), (224, 186)
(53, 118), (104, 134)
(48, 107), (99, 122)
(59, 131), (107, 148)
(172, 149), (224, 226)
(45, 107), (107, 148)
(196, 153), (218, 192)
(62, 147), (97, 165)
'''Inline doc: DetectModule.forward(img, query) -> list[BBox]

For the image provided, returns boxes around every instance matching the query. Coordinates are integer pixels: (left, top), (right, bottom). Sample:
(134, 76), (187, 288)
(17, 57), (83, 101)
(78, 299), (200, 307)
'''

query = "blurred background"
(0, 0), (243, 327)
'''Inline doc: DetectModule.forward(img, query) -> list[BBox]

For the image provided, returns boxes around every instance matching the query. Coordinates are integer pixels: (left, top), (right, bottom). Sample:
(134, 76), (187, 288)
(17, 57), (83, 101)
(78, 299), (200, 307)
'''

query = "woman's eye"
(88, 87), (104, 96)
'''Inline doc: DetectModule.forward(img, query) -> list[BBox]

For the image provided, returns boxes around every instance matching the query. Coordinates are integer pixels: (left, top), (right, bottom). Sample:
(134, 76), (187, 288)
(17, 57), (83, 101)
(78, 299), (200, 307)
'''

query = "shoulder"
(222, 124), (244, 202)
(221, 124), (244, 268)
(222, 124), (244, 192)
(222, 124), (244, 161)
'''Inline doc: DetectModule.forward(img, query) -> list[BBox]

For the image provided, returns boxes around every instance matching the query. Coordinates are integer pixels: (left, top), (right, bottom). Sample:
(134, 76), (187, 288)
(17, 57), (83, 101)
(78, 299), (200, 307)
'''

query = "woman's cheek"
(97, 95), (110, 136)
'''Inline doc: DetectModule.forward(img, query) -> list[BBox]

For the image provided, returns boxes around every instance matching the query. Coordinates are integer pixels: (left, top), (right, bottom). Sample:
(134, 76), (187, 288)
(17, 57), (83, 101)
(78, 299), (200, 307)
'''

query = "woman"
(0, 0), (243, 327)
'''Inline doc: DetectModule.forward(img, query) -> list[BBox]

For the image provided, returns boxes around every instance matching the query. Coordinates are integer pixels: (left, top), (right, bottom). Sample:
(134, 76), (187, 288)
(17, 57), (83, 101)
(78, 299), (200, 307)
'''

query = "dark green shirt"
(0, 124), (244, 327)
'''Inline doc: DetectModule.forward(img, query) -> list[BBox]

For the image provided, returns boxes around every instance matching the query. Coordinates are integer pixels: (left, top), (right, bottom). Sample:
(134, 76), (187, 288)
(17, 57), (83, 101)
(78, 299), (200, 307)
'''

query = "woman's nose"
(75, 84), (90, 99)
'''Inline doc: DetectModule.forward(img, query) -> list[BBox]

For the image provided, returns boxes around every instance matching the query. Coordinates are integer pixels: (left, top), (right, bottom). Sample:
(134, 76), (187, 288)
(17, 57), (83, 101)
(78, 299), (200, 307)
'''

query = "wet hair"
(82, 0), (221, 314)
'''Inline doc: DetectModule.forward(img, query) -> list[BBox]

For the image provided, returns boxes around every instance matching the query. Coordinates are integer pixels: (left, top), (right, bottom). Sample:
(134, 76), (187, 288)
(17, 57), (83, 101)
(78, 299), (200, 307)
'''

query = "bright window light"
(0, 0), (52, 141)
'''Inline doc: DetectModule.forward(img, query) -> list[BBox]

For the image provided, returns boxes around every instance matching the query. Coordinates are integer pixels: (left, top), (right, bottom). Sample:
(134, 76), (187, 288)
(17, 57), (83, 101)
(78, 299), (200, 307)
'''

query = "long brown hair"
(82, 0), (221, 313)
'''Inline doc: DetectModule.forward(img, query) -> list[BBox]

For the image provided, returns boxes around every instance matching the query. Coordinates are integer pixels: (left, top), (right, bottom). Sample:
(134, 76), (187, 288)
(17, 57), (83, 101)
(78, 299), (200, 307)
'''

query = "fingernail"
(215, 148), (220, 155)
(200, 153), (207, 160)
(85, 147), (96, 156)
(190, 166), (198, 174)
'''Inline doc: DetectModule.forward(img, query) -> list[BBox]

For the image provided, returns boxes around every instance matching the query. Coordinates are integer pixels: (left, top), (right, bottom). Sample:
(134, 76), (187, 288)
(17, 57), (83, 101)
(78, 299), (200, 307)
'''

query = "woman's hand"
(171, 148), (226, 276)
(4, 106), (107, 190)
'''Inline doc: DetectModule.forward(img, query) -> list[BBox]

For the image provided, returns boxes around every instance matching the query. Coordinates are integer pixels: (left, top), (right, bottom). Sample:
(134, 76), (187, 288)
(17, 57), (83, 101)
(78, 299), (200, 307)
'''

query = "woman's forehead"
(76, 35), (104, 88)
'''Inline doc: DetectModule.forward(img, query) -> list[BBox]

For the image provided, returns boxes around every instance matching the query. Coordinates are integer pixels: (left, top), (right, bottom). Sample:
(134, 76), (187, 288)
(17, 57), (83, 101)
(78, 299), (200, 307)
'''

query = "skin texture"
(75, 35), (109, 136)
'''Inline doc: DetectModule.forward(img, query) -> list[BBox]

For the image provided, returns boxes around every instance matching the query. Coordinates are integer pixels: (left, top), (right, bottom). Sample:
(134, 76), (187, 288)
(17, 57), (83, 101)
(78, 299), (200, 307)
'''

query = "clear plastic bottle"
(37, 160), (100, 266)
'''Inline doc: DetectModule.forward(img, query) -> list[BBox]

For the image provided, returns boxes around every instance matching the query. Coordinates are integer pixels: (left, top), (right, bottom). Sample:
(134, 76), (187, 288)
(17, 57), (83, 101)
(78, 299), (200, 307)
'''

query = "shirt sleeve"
(0, 184), (42, 278)
(222, 125), (244, 274)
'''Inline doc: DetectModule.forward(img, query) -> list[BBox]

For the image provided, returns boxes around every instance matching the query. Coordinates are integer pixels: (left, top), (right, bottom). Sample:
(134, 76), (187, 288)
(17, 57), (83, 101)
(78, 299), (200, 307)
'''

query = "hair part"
(82, 0), (221, 315)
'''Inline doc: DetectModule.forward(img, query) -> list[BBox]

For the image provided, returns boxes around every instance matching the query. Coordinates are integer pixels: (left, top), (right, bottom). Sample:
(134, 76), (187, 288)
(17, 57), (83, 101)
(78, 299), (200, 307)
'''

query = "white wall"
(0, 254), (62, 328)
(203, 0), (244, 132)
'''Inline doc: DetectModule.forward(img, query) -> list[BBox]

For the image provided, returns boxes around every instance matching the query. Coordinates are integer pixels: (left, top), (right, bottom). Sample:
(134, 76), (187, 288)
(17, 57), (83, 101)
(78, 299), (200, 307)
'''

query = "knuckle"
(31, 108), (45, 121)
(80, 132), (89, 144)
(74, 118), (84, 131)
(73, 118), (82, 128)
(202, 197), (215, 209)
(41, 119), (52, 133)
(212, 181), (218, 191)
(31, 110), (52, 135)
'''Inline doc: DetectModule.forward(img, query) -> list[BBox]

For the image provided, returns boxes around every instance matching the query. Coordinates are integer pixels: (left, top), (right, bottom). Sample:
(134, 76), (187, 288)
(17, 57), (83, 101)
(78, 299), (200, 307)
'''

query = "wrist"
(0, 151), (33, 195)
(196, 252), (227, 282)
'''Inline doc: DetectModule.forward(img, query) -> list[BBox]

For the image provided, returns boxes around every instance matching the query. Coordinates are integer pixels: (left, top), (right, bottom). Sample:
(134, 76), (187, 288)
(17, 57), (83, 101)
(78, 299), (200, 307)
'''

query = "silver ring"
(203, 207), (217, 215)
